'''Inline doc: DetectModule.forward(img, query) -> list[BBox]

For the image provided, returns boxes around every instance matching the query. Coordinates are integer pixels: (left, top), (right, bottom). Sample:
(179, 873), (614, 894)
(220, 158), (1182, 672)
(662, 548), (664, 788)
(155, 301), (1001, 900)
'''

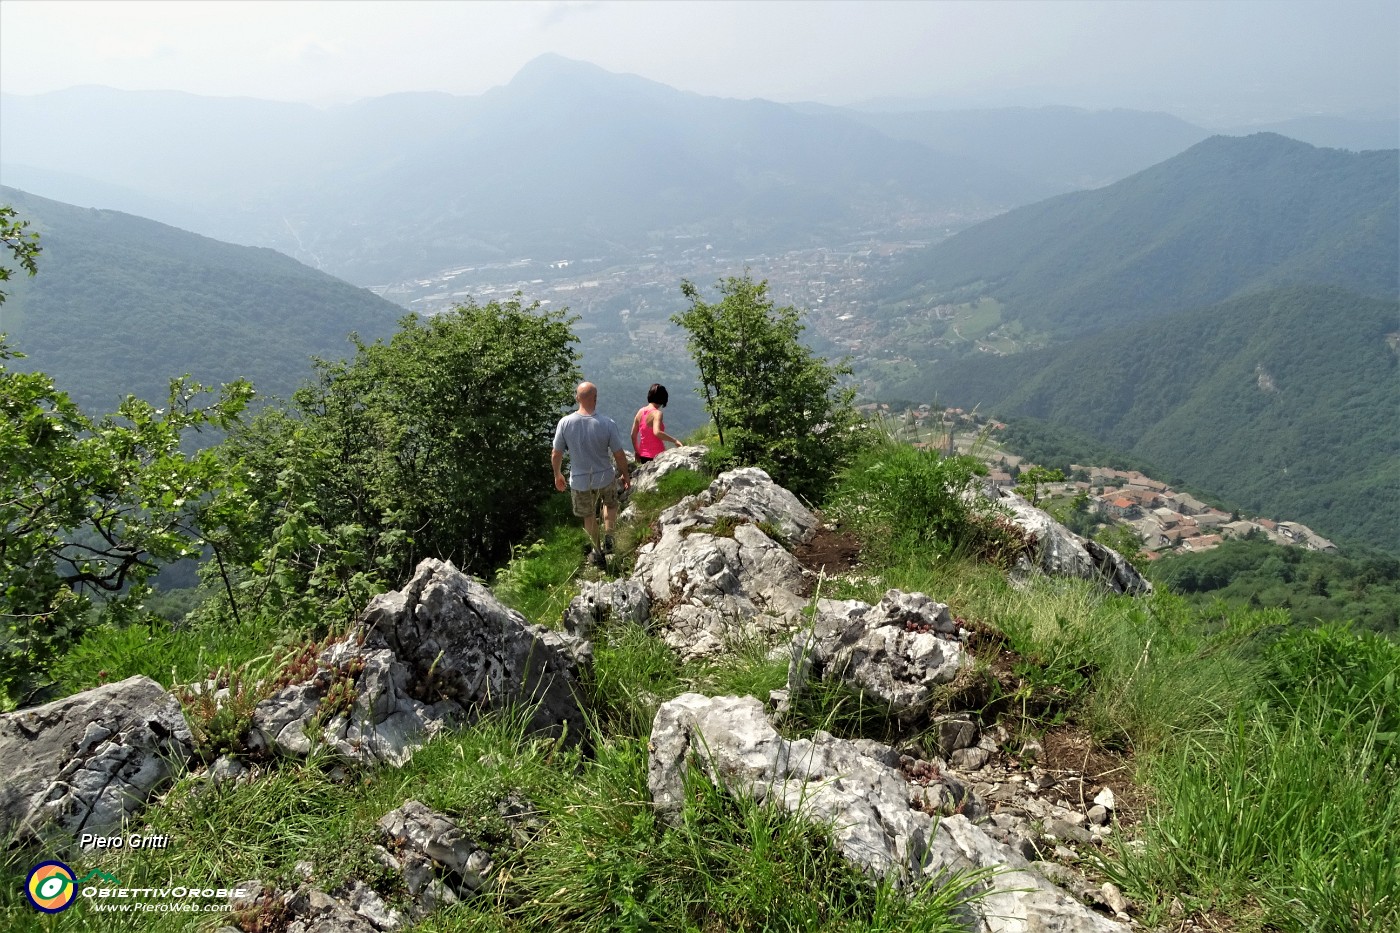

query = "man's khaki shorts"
(570, 482), (619, 518)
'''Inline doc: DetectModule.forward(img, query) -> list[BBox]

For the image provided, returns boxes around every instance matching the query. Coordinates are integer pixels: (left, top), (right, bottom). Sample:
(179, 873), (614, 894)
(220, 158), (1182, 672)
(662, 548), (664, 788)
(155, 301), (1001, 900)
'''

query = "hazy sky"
(1, 0), (1396, 123)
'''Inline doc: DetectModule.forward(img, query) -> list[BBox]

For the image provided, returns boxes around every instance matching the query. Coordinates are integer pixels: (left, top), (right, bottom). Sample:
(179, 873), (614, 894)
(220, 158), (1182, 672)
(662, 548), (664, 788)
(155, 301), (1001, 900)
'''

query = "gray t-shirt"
(553, 411), (626, 490)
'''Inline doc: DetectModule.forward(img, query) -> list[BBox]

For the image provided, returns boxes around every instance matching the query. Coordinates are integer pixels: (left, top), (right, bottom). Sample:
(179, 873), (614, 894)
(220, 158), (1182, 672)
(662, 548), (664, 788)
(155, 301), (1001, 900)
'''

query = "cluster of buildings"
(977, 453), (1339, 558)
(1073, 467), (1335, 558)
(899, 408), (1339, 560)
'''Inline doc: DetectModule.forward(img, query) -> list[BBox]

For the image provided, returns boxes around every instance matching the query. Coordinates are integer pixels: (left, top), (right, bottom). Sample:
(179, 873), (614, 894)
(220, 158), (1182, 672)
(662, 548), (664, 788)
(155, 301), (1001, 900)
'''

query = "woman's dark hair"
(647, 383), (669, 406)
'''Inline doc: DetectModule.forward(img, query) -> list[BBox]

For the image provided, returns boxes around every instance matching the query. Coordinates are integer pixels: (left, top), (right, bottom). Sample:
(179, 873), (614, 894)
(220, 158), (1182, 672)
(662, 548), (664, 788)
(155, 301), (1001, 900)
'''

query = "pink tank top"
(636, 406), (665, 458)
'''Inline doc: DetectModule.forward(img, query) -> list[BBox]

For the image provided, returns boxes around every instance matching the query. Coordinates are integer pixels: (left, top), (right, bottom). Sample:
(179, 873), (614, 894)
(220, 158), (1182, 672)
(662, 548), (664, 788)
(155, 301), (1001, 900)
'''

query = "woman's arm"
(631, 409), (643, 453)
(650, 408), (681, 447)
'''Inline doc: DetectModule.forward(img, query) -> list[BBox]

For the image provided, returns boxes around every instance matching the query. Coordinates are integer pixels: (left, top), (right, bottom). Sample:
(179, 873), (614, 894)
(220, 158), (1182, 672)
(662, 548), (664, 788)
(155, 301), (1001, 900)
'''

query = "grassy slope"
(4, 449), (1396, 932)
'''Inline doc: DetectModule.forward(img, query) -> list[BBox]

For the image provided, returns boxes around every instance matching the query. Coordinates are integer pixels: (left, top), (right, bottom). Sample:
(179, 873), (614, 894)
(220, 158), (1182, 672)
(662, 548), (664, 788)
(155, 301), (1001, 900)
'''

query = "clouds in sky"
(1, 0), (1395, 121)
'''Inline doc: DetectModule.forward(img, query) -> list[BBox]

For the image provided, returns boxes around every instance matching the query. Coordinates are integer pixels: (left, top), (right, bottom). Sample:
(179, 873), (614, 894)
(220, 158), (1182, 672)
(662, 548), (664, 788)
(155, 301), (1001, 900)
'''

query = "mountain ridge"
(885, 132), (1398, 338)
(0, 185), (400, 411)
(903, 285), (1400, 548)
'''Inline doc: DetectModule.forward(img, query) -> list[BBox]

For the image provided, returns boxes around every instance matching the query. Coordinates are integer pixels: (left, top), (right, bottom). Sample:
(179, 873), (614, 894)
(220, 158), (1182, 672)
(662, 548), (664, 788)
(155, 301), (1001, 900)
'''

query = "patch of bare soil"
(792, 526), (862, 577)
(1040, 724), (1147, 827)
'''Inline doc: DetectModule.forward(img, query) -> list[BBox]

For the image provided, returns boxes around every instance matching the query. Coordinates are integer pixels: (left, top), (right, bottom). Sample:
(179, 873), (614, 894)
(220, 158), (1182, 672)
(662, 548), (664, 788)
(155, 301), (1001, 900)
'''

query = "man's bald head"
(576, 381), (597, 413)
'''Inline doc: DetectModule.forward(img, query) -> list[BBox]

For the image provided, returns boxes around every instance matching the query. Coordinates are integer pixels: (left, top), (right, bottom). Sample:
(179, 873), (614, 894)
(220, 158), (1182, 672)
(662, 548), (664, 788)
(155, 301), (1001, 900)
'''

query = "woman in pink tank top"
(631, 383), (680, 462)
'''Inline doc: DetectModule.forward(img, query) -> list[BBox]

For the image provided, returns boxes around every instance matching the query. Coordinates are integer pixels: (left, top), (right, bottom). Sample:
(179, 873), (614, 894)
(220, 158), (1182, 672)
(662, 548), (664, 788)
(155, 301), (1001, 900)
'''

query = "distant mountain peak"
(502, 54), (671, 99)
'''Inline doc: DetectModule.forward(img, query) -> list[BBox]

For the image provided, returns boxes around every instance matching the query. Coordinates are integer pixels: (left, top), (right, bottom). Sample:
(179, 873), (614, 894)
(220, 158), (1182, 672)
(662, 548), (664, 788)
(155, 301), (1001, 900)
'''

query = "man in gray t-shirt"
(552, 381), (631, 567)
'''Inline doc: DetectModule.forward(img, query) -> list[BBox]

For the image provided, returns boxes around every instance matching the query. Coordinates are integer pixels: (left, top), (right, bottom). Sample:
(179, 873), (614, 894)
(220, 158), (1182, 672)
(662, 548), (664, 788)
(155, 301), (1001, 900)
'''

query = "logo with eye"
(26, 861), (78, 913)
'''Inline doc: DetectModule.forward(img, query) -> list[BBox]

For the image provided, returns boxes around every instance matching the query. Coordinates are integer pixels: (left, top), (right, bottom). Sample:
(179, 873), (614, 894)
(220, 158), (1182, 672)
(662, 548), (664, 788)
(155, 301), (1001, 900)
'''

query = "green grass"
(1107, 626), (1400, 930)
(15, 435), (1397, 932)
(48, 607), (313, 697)
(2, 710), (979, 933)
(492, 494), (593, 628)
(821, 440), (1400, 930)
(950, 298), (1002, 340)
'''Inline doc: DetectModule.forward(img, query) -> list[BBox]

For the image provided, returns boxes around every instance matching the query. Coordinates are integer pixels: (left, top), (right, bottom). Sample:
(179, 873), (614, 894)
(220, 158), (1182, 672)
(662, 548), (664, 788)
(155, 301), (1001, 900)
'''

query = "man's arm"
(613, 449), (631, 490)
(552, 449), (566, 491)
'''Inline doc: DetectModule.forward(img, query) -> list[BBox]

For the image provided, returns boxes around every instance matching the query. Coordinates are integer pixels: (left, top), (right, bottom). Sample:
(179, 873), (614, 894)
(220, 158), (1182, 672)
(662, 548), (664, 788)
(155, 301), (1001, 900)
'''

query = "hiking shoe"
(590, 547), (607, 570)
(603, 534), (615, 554)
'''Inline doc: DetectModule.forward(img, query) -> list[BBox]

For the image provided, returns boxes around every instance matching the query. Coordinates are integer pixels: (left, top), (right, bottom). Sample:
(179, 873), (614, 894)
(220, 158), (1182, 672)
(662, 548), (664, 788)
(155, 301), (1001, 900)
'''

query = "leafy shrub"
(673, 274), (868, 499)
(827, 439), (1026, 567)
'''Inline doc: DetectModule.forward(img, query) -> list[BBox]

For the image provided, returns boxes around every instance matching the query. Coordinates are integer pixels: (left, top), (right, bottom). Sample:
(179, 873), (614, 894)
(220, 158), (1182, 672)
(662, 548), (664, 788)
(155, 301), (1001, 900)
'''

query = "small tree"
(220, 296), (580, 602)
(0, 204), (41, 303)
(1015, 466), (1064, 506)
(1, 214), (255, 706)
(1, 345), (252, 707)
(673, 274), (864, 497)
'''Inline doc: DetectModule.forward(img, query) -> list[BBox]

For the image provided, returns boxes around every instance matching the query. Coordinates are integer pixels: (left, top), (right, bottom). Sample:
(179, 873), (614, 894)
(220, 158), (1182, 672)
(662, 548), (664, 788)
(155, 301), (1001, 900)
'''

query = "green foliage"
(1093, 523), (1145, 566)
(889, 133), (1398, 337)
(995, 417), (1160, 481)
(1112, 625), (1400, 930)
(0, 203), (41, 303)
(1012, 465), (1062, 505)
(1153, 538), (1400, 634)
(492, 496), (589, 628)
(826, 437), (1027, 568)
(585, 616), (684, 740)
(0, 341), (252, 708)
(653, 467), (713, 501)
(1262, 622), (1399, 761)
(47, 606), (293, 697)
(217, 297), (580, 616)
(173, 659), (279, 762)
(490, 735), (981, 933)
(673, 274), (866, 498)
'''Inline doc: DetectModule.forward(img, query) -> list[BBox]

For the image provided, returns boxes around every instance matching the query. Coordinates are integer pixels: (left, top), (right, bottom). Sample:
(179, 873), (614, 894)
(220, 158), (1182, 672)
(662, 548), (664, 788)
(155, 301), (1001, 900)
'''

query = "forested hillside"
(886, 133), (1398, 337)
(909, 286), (1400, 549)
(0, 186), (399, 410)
(1151, 538), (1399, 634)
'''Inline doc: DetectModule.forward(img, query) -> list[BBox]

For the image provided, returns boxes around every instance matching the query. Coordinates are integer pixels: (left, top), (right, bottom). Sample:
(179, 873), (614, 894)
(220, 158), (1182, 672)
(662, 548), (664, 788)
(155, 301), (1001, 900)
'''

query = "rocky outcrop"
(0, 675), (194, 846)
(984, 486), (1152, 595)
(788, 590), (968, 721)
(230, 880), (397, 933)
(362, 559), (591, 739)
(633, 468), (818, 660)
(629, 444), (709, 494)
(375, 800), (494, 911)
(228, 801), (491, 931)
(649, 693), (1127, 933)
(563, 577), (651, 641)
(676, 466), (821, 544)
(248, 559), (592, 764)
(245, 640), (462, 765)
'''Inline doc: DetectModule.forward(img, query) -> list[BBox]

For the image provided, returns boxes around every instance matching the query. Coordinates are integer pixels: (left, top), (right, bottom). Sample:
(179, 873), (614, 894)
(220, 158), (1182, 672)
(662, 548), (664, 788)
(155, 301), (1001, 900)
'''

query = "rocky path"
(1, 447), (1154, 932)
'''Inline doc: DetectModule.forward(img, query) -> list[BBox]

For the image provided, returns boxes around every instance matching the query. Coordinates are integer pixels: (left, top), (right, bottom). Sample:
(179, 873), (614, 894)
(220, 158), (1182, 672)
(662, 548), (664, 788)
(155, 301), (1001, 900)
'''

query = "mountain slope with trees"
(910, 286), (1400, 549)
(0, 186), (400, 410)
(886, 133), (1398, 338)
